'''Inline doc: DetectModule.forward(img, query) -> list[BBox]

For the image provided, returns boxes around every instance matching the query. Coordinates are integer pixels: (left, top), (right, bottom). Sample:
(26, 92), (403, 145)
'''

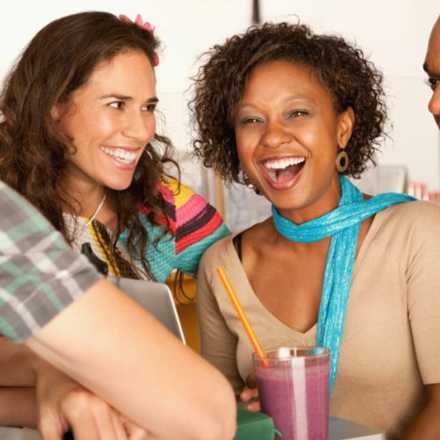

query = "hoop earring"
(335, 150), (349, 173)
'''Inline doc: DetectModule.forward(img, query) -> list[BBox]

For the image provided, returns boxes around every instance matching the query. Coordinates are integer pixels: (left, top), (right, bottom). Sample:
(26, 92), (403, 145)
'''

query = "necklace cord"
(86, 193), (107, 226)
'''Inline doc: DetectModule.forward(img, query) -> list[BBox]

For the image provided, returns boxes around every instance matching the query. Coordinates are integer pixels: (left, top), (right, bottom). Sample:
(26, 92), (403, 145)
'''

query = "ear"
(336, 107), (355, 149)
(50, 103), (64, 122)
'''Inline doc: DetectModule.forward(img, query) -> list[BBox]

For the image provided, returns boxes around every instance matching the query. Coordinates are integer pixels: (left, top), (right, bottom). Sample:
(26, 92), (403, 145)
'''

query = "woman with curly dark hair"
(193, 22), (440, 439)
(0, 11), (229, 435)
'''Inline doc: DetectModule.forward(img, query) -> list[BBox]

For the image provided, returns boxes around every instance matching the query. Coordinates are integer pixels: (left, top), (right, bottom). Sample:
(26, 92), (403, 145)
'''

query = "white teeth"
(264, 157), (305, 170)
(100, 147), (138, 163)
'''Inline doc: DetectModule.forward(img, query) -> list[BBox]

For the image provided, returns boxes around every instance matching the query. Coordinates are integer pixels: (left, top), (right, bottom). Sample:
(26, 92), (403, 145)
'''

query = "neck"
(270, 221), (331, 254)
(277, 175), (341, 225)
(62, 178), (107, 219)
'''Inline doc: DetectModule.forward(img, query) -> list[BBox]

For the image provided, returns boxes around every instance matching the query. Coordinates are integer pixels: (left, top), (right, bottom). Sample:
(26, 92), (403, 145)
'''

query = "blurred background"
(0, 5), (438, 438)
(0, 0), (438, 231)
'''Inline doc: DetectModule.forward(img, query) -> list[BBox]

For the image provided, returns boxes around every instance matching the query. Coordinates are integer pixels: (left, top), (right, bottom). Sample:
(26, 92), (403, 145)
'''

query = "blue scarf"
(272, 176), (414, 391)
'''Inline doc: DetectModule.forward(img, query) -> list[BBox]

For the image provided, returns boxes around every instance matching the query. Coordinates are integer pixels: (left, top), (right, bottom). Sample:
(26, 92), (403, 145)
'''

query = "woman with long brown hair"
(0, 11), (229, 437)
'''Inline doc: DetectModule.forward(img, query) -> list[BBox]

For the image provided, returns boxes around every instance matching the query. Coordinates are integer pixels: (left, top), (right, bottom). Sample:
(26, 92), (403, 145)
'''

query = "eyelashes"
(107, 101), (157, 112)
(144, 103), (157, 112)
(239, 116), (263, 125)
(238, 109), (310, 126)
(286, 109), (309, 118)
(109, 101), (125, 110)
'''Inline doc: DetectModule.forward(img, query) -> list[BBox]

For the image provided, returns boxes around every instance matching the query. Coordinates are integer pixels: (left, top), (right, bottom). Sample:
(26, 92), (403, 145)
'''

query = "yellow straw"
(217, 266), (268, 367)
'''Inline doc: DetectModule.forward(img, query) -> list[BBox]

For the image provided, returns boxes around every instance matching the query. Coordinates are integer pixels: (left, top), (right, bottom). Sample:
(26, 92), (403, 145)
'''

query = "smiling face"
(57, 50), (157, 200)
(234, 60), (354, 222)
(424, 17), (440, 129)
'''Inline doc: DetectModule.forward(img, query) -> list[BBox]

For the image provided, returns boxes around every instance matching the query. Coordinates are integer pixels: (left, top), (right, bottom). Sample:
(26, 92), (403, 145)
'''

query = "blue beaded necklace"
(272, 176), (414, 391)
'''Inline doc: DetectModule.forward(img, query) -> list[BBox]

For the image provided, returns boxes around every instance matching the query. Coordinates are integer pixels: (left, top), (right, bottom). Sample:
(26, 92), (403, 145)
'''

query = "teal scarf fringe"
(272, 176), (414, 391)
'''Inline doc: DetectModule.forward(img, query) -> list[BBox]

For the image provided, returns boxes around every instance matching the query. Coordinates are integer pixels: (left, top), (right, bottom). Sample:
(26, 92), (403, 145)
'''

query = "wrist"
(29, 352), (55, 384)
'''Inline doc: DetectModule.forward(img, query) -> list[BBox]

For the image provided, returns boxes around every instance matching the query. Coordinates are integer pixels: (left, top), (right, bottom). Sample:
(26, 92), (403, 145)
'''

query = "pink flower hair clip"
(119, 14), (159, 66)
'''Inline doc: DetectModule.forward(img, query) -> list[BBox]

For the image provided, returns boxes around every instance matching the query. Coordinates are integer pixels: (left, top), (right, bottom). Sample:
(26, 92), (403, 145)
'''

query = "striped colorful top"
(65, 178), (229, 285)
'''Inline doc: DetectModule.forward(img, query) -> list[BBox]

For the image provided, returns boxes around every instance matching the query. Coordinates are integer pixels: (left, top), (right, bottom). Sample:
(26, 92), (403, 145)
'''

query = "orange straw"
(217, 266), (268, 367)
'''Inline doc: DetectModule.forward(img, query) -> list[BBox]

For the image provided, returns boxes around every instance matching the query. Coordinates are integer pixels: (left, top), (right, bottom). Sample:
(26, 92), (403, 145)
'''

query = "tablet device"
(110, 277), (186, 344)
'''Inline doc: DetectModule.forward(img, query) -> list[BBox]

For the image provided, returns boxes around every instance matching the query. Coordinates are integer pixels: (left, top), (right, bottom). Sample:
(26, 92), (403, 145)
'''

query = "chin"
(270, 191), (311, 214)
(105, 179), (134, 192)
(270, 197), (301, 212)
(263, 185), (300, 204)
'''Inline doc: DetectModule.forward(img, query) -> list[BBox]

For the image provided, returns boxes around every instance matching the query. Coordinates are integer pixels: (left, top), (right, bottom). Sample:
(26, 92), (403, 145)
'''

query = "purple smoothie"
(255, 348), (329, 440)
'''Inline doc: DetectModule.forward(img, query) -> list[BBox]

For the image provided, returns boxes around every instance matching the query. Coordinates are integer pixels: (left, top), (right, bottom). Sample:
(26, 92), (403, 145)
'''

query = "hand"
(35, 361), (150, 439)
(239, 373), (261, 412)
(407, 181), (430, 201)
(123, 418), (152, 440)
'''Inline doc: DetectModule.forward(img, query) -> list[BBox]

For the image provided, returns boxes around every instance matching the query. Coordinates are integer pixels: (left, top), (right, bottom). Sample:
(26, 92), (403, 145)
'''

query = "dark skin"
(236, 58), (440, 438)
(401, 384), (440, 440)
(240, 213), (371, 398)
(424, 16), (440, 129)
(388, 15), (440, 440)
(243, 215), (372, 333)
(240, 216), (440, 440)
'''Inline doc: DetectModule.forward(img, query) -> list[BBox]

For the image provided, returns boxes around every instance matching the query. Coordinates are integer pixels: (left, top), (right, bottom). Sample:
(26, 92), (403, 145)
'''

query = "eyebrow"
(237, 96), (315, 111)
(99, 94), (159, 103)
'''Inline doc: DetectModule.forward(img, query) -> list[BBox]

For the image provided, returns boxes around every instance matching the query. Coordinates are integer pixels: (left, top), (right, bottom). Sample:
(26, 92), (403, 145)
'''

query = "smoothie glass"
(254, 346), (329, 440)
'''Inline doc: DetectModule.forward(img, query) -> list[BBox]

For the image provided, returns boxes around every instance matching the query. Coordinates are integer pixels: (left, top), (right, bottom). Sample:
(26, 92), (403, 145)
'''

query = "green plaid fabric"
(0, 181), (100, 341)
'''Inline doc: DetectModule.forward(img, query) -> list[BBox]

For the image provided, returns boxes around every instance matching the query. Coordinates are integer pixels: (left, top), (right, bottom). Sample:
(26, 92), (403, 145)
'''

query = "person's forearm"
(0, 387), (37, 428)
(27, 279), (236, 440)
(0, 338), (37, 386)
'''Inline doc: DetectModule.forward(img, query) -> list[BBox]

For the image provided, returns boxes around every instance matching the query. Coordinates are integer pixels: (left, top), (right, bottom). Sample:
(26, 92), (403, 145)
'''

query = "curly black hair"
(191, 22), (386, 181)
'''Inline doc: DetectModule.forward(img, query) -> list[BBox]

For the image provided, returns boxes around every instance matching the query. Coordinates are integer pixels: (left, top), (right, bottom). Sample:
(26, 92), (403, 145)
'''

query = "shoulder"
(378, 199), (440, 231)
(197, 234), (238, 298)
(374, 200), (440, 251)
(199, 234), (235, 269)
(156, 178), (230, 256)
(158, 178), (213, 224)
(138, 178), (209, 234)
(137, 178), (198, 213)
(157, 177), (200, 207)
(160, 177), (226, 232)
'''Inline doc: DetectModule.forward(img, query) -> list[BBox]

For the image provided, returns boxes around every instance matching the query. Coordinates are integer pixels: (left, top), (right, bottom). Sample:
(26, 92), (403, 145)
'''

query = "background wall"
(0, 0), (438, 191)
(262, 1), (440, 190)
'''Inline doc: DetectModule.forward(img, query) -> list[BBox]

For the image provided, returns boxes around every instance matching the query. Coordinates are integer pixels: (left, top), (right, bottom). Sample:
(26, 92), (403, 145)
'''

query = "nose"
(261, 121), (292, 149)
(428, 85), (440, 127)
(123, 111), (155, 144)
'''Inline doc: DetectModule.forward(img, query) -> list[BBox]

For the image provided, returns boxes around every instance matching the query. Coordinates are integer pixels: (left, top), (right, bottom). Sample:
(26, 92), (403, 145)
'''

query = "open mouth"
(263, 156), (306, 186)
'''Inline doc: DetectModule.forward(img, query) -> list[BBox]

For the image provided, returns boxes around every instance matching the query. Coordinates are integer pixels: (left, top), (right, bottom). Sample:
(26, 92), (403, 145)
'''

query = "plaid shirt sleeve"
(0, 181), (101, 341)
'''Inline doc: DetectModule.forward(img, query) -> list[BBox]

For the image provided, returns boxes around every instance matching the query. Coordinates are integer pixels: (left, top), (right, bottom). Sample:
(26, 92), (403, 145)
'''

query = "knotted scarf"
(272, 176), (414, 391)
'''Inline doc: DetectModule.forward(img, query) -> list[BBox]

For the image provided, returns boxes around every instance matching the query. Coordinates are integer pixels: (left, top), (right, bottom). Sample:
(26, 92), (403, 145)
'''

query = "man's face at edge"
(424, 16), (440, 129)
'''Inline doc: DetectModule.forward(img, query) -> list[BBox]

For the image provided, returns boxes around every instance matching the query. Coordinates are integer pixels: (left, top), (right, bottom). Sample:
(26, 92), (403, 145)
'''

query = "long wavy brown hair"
(0, 11), (179, 279)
